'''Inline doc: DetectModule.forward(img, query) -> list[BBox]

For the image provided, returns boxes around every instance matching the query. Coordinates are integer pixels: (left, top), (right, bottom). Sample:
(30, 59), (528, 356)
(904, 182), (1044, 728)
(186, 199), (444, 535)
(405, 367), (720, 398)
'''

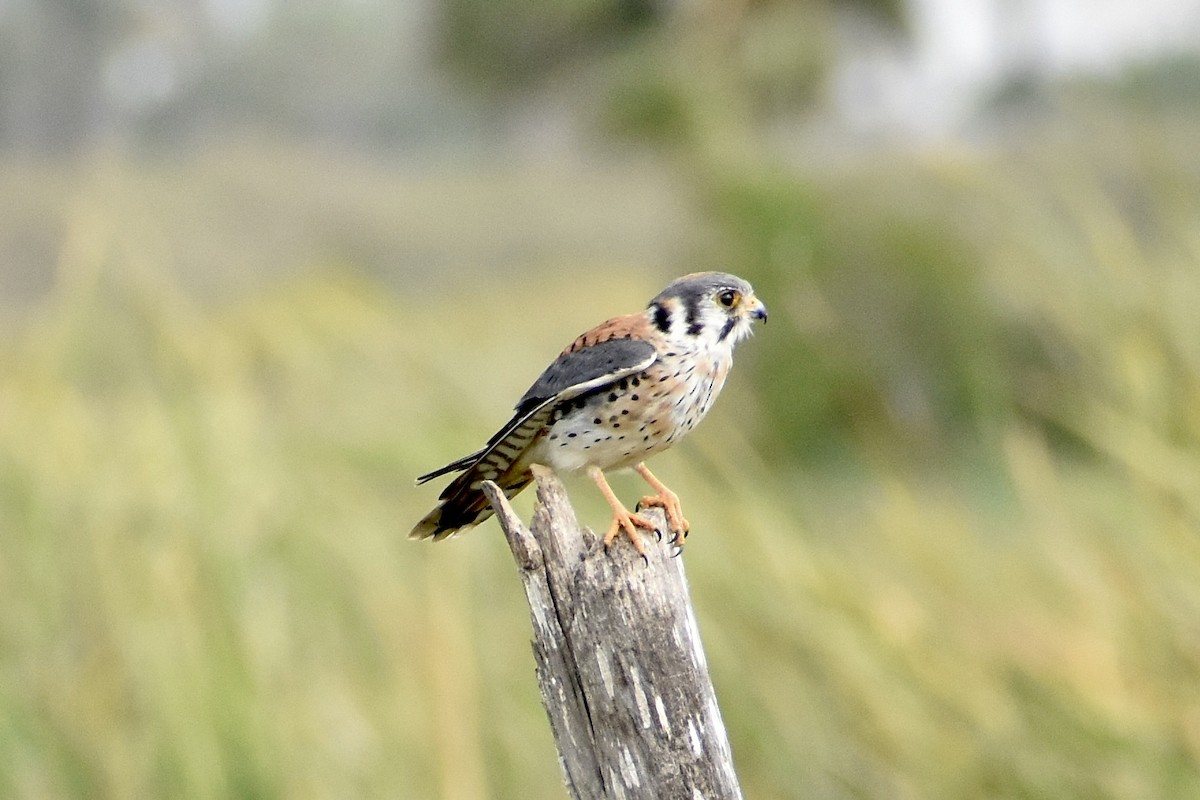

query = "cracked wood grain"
(482, 467), (743, 800)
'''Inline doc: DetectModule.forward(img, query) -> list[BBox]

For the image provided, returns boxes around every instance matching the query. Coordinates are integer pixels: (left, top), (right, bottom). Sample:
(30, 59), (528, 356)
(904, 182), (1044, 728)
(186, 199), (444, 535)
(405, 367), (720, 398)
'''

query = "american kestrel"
(410, 272), (767, 556)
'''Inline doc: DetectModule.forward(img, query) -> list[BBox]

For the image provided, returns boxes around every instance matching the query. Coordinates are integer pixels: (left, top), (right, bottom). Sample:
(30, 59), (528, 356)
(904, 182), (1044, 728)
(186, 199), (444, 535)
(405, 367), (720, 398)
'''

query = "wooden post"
(481, 466), (743, 800)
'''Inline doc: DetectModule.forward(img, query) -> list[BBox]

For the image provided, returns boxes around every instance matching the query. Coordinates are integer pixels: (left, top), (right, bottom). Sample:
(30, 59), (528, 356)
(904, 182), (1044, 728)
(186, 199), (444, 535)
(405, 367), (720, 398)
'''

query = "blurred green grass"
(3, 125), (1200, 799)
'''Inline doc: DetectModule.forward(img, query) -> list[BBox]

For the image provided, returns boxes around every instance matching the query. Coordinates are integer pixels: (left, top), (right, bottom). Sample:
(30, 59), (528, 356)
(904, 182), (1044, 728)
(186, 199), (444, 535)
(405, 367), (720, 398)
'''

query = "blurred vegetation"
(4, 111), (1200, 796)
(711, 110), (1200, 465)
(438, 0), (905, 98)
(5, 1), (1200, 798)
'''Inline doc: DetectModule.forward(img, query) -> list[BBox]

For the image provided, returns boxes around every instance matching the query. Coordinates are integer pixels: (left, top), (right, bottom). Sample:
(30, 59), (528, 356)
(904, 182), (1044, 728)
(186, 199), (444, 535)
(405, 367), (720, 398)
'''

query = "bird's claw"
(638, 492), (690, 546)
(602, 508), (657, 562)
(635, 499), (666, 542)
(668, 528), (687, 558)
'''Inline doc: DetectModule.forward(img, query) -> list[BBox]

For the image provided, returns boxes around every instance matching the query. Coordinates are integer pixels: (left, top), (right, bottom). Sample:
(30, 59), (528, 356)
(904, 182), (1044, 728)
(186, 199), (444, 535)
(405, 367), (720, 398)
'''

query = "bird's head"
(647, 272), (767, 348)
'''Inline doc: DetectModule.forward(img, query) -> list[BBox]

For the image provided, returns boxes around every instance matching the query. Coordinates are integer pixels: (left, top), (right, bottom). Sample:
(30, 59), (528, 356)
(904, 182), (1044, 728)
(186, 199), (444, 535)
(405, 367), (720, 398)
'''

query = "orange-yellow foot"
(588, 465), (658, 561)
(602, 506), (657, 560)
(634, 463), (690, 548)
(637, 494), (689, 546)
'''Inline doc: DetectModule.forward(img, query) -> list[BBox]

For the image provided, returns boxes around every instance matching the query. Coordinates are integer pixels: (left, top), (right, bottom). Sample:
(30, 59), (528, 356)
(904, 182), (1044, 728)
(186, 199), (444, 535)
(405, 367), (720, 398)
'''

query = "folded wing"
(410, 335), (657, 539)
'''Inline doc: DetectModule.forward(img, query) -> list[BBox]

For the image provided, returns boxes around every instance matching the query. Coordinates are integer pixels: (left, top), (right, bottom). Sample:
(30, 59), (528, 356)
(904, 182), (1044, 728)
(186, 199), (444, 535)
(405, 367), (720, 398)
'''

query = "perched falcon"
(410, 272), (766, 556)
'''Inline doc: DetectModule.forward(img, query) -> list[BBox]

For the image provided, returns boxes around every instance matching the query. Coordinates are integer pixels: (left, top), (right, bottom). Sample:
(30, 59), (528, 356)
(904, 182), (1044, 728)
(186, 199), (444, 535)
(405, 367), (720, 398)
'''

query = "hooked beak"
(748, 297), (768, 323)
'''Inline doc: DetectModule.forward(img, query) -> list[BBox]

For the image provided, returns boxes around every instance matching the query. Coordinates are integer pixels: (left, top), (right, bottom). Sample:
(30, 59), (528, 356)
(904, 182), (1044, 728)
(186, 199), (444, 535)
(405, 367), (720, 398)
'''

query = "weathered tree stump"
(481, 465), (743, 800)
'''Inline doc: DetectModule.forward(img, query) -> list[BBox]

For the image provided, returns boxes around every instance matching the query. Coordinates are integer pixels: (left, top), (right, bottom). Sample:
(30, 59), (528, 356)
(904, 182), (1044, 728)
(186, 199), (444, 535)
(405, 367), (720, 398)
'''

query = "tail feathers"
(409, 471), (534, 540)
(408, 508), (486, 541)
(415, 447), (487, 485)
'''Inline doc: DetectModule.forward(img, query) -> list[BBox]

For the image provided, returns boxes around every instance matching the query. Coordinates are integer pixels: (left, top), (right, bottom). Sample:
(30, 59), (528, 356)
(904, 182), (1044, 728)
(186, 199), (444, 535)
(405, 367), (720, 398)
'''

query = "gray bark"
(481, 466), (743, 800)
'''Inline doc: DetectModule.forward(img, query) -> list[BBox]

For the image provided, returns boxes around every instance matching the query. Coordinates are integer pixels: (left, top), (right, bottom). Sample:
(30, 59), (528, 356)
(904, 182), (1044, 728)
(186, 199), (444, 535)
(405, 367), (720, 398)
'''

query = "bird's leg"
(634, 463), (690, 547)
(587, 465), (656, 560)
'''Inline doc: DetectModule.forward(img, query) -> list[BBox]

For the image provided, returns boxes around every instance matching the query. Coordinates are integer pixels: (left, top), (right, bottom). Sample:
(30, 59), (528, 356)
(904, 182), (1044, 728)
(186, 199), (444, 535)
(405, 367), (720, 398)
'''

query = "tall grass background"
(3, 103), (1200, 799)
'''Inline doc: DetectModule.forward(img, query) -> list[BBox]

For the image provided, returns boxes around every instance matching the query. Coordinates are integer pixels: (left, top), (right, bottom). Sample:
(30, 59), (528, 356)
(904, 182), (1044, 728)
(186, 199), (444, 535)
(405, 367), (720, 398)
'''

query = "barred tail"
(409, 469), (534, 540)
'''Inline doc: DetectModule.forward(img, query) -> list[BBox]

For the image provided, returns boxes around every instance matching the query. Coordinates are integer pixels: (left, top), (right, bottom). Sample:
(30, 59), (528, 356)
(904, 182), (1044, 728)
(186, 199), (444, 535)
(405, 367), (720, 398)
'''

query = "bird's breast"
(530, 346), (733, 473)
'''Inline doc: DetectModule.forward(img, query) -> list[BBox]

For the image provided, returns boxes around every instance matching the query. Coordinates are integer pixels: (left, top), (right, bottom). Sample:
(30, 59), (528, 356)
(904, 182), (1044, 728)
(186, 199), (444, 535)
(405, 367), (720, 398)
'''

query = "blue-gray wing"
(410, 336), (657, 539)
(514, 336), (657, 416)
(415, 337), (656, 486)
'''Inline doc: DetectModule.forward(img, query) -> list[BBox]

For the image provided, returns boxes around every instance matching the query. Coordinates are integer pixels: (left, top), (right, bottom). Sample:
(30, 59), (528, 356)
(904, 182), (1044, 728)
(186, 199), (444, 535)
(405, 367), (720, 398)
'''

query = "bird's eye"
(717, 290), (739, 308)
